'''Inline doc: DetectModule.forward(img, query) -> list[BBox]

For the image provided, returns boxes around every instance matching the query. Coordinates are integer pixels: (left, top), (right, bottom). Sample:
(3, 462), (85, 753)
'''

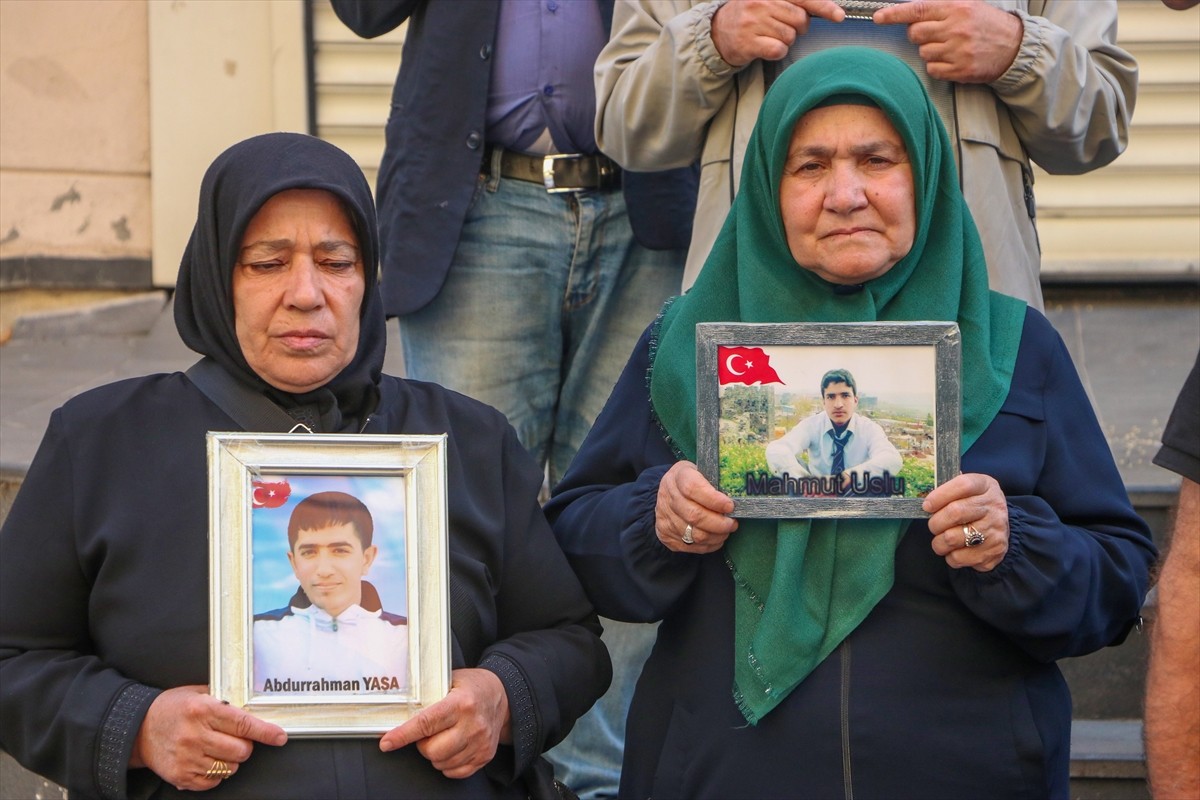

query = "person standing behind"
(1145, 351), (1200, 800)
(594, 0), (1138, 306)
(330, 0), (693, 489)
(329, 4), (694, 797)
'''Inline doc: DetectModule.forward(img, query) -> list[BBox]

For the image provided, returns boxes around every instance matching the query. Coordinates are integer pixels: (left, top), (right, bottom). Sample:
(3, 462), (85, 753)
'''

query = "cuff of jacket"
(990, 9), (1044, 95)
(691, 0), (740, 78)
(96, 682), (162, 800)
(628, 463), (687, 565)
(479, 651), (539, 779)
(959, 499), (1031, 585)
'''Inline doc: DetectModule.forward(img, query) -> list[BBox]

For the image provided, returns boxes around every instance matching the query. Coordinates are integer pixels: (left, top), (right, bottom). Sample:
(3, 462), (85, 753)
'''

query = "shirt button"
(466, 132), (482, 150)
(479, 43), (492, 60)
(547, 1), (558, 10)
(543, 85), (554, 96)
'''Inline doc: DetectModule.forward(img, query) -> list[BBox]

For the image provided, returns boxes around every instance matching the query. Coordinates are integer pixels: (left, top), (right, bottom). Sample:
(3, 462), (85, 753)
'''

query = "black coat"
(0, 372), (610, 799)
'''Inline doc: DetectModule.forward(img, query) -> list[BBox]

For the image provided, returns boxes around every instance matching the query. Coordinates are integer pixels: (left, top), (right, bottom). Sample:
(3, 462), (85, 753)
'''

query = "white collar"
(290, 602), (381, 631)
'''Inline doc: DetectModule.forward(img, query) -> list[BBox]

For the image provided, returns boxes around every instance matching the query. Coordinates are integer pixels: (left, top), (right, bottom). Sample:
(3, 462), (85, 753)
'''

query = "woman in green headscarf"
(547, 48), (1153, 799)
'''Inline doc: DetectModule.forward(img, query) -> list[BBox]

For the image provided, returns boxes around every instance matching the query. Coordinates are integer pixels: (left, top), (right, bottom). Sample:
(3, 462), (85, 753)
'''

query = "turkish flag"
(252, 480), (291, 509)
(718, 346), (785, 386)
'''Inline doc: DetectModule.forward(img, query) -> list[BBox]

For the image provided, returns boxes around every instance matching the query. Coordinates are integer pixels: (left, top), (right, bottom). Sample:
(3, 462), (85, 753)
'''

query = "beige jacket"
(594, 0), (1138, 308)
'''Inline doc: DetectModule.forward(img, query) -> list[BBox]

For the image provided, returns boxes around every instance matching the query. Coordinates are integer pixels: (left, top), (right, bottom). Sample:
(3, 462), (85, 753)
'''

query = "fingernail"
(380, 741), (394, 753)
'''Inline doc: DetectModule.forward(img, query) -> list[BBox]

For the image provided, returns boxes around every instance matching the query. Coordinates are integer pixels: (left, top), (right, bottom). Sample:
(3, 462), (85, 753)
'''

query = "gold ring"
(204, 759), (233, 779)
(682, 524), (695, 545)
(963, 525), (986, 548)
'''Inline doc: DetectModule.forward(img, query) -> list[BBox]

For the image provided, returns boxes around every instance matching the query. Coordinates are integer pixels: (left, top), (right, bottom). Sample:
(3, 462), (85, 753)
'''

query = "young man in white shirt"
(253, 491), (409, 694)
(765, 368), (902, 496)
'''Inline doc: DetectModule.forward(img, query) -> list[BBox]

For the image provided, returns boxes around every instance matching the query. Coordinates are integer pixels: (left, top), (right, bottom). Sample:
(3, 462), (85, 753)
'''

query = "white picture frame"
(207, 432), (450, 736)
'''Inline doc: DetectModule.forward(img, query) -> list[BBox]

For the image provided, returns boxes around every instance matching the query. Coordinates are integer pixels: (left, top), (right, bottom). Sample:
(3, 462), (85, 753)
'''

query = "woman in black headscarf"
(0, 133), (609, 799)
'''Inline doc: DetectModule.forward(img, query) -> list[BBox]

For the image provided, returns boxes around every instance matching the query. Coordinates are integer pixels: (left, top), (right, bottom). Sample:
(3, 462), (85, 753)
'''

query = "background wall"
(1032, 1), (1200, 279)
(0, 0), (307, 290)
(148, 0), (308, 285)
(0, 0), (152, 287)
(1, 0), (1195, 291)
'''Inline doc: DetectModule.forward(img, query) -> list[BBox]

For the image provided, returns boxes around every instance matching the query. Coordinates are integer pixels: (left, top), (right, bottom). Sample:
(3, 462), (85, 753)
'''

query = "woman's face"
(232, 188), (365, 393)
(779, 104), (915, 285)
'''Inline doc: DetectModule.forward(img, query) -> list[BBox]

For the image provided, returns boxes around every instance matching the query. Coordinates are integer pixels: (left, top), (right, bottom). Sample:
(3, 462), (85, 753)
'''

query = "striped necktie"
(829, 427), (852, 477)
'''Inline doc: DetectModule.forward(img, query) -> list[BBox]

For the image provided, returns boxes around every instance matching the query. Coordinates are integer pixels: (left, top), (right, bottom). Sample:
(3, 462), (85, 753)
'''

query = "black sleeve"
(546, 328), (702, 623)
(329, 0), (419, 39)
(469, 426), (611, 781)
(1153, 350), (1200, 483)
(0, 410), (161, 800)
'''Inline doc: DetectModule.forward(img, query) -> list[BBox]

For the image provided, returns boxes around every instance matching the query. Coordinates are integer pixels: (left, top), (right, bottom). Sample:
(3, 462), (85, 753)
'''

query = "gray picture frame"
(696, 322), (961, 518)
(207, 432), (450, 736)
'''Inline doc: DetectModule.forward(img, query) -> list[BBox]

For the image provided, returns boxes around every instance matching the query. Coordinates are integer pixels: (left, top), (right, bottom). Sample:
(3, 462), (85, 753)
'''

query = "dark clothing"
(328, 0), (697, 317)
(0, 373), (610, 800)
(547, 308), (1154, 799)
(173, 132), (386, 432)
(1154, 351), (1200, 483)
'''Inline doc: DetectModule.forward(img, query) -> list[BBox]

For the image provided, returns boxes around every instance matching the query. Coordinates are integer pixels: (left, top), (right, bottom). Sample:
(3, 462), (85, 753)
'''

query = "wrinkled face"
(233, 189), (365, 393)
(287, 522), (377, 618)
(779, 104), (916, 285)
(822, 381), (859, 426)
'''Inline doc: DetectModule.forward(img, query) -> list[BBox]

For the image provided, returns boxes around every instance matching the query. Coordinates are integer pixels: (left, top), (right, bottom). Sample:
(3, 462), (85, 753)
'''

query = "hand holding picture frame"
(696, 322), (961, 519)
(207, 432), (450, 736)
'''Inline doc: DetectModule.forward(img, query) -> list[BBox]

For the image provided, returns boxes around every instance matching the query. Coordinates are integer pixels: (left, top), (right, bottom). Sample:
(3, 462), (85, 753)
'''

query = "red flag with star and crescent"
(252, 480), (291, 509)
(718, 346), (785, 386)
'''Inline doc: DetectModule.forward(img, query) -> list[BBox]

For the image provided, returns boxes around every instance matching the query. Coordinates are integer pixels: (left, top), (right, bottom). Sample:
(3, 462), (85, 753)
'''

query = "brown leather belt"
(484, 145), (621, 193)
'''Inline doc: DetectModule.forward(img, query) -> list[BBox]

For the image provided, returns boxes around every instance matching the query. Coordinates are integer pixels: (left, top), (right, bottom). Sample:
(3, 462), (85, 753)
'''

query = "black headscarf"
(174, 133), (386, 432)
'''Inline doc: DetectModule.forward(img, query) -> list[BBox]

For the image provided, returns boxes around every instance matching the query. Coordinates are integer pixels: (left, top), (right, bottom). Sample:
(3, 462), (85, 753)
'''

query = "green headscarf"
(648, 47), (1026, 724)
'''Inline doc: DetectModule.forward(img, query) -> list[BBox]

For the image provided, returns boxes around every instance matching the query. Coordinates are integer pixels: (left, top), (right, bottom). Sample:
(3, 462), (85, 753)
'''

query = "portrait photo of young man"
(765, 368), (903, 496)
(253, 490), (409, 695)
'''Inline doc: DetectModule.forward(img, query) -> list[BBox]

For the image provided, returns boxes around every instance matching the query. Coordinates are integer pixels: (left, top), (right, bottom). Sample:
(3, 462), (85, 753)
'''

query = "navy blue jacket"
(546, 308), (1155, 800)
(330, 0), (698, 318)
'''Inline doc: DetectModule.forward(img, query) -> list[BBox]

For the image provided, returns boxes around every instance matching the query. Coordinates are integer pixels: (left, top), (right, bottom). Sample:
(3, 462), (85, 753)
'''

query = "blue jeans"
(400, 151), (683, 487)
(400, 154), (681, 798)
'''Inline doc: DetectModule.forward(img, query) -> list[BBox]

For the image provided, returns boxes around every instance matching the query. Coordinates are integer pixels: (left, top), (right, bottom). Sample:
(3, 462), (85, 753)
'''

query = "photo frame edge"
(207, 432), (452, 735)
(695, 322), (962, 519)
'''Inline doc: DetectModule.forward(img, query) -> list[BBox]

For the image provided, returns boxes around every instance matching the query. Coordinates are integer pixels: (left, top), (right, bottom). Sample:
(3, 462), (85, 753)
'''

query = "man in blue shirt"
(330, 3), (696, 797)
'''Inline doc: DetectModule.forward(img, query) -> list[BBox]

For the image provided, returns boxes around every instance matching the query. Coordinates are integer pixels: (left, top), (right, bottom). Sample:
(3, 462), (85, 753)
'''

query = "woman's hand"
(922, 473), (1010, 572)
(655, 461), (738, 554)
(130, 685), (287, 791)
(379, 668), (510, 779)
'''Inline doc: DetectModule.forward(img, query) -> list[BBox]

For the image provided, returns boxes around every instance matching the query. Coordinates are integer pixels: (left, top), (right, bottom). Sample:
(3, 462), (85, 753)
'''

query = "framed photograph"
(696, 322), (961, 519)
(207, 432), (450, 736)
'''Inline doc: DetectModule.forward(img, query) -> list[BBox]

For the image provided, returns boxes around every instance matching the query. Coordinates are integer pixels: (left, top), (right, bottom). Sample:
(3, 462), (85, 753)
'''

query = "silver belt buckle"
(543, 153), (581, 193)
